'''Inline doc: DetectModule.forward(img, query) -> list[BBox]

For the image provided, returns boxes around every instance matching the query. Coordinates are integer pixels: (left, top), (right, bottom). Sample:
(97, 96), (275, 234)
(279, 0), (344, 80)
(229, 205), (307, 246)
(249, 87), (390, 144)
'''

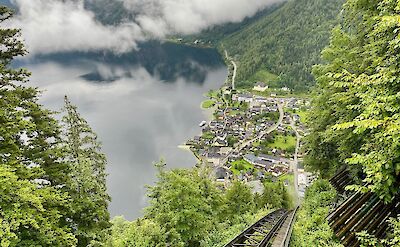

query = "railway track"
(224, 209), (294, 247)
(328, 168), (400, 247)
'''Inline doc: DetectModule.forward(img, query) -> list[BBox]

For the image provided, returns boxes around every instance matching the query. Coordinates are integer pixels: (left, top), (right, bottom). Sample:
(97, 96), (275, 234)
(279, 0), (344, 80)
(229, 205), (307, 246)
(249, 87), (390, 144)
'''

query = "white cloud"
(10, 0), (145, 54)
(9, 0), (285, 55)
(124, 0), (285, 34)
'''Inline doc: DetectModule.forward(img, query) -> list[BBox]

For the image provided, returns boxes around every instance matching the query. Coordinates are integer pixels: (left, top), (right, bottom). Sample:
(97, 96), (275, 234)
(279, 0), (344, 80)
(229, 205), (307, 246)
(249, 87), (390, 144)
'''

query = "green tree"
(306, 0), (400, 201)
(291, 180), (342, 247)
(256, 181), (289, 209)
(105, 217), (168, 247)
(61, 96), (111, 246)
(224, 181), (255, 219)
(0, 6), (76, 246)
(145, 163), (224, 247)
(0, 166), (76, 246)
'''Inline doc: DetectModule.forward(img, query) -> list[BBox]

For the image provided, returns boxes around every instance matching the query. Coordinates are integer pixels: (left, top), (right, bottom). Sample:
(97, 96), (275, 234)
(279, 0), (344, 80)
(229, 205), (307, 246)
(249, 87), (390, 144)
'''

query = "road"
(224, 49), (237, 90)
(221, 103), (284, 165)
(289, 119), (301, 205)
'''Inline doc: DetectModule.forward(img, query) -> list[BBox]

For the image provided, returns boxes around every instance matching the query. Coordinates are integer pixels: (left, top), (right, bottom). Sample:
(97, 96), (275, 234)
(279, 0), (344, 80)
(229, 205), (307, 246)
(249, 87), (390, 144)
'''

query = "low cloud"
(10, 0), (145, 54)
(127, 0), (285, 34)
(9, 0), (284, 55)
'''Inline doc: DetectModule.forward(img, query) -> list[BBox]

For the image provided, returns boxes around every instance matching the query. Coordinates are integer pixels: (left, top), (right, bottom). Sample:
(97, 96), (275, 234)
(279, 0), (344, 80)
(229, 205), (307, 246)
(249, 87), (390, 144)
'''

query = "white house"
(237, 94), (253, 103)
(253, 82), (269, 92)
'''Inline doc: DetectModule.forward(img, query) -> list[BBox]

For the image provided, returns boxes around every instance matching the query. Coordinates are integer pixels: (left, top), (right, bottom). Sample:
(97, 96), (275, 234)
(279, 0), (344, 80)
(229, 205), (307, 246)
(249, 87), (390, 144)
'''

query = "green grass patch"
(296, 110), (307, 123)
(249, 69), (280, 87)
(201, 100), (215, 109)
(206, 90), (219, 99)
(268, 135), (296, 152)
(230, 159), (254, 175)
(202, 132), (215, 140)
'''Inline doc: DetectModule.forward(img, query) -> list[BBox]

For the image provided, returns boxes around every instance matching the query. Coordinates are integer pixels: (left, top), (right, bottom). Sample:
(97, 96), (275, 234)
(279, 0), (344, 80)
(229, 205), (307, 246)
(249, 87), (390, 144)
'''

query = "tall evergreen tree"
(306, 0), (400, 201)
(61, 96), (111, 246)
(0, 6), (76, 246)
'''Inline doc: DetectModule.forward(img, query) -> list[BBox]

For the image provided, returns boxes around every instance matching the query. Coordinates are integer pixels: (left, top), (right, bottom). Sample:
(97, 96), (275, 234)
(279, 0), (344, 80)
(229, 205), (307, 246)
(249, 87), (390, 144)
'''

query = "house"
(214, 167), (230, 180)
(293, 114), (301, 123)
(253, 82), (269, 92)
(254, 96), (269, 103)
(237, 94), (253, 103)
(207, 153), (222, 166)
(213, 139), (228, 147)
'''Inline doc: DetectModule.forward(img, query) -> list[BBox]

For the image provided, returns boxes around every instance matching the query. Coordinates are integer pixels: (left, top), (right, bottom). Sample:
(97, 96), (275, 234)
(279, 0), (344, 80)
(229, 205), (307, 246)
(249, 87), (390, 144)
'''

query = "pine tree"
(61, 96), (111, 246)
(0, 6), (76, 245)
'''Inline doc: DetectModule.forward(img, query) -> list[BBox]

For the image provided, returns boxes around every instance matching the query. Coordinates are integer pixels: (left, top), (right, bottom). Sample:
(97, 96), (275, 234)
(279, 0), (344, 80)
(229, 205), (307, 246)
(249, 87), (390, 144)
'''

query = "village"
(186, 80), (311, 193)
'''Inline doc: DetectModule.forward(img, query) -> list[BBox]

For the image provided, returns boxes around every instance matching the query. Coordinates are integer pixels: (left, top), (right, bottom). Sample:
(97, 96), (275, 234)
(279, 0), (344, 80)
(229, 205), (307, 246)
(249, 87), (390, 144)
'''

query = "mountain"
(83, 0), (135, 25)
(219, 0), (345, 91)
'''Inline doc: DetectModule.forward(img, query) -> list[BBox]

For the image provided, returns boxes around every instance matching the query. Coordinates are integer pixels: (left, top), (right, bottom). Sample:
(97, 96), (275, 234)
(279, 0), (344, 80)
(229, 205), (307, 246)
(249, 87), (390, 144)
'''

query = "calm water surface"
(18, 41), (227, 220)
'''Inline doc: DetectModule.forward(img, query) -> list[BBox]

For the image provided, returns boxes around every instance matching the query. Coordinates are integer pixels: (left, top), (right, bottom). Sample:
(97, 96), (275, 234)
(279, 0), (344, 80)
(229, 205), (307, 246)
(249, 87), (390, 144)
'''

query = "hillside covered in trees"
(220, 0), (345, 90)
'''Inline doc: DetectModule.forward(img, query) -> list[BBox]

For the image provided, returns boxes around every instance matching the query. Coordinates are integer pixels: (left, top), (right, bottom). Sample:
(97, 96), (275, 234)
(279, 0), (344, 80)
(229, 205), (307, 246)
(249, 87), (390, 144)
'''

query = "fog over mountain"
(8, 0), (285, 55)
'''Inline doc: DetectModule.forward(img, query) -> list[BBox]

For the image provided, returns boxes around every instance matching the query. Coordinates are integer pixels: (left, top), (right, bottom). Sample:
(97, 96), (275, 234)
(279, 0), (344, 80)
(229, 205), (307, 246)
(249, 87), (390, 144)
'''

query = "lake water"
(18, 41), (227, 220)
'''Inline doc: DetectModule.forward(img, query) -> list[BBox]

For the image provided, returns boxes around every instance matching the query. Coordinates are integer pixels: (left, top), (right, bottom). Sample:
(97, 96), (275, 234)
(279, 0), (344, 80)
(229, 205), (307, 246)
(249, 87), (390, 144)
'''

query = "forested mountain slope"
(221, 0), (345, 91)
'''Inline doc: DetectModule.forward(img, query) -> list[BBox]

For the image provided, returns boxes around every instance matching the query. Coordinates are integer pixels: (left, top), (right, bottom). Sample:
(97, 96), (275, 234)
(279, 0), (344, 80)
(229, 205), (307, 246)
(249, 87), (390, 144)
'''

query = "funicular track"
(328, 168), (400, 247)
(224, 209), (292, 247)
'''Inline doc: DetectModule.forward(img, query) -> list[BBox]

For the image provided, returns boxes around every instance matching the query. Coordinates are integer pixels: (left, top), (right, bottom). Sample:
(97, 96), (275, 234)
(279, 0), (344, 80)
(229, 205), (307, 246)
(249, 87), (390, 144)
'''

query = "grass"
(296, 110), (307, 123)
(230, 159), (254, 175)
(206, 90), (219, 99)
(268, 135), (296, 151)
(201, 100), (215, 109)
(202, 132), (215, 140)
(249, 69), (280, 87)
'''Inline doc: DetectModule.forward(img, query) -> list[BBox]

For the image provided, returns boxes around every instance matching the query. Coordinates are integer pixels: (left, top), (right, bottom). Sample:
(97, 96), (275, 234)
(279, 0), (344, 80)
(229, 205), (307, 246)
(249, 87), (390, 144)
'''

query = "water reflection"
(18, 42), (227, 220)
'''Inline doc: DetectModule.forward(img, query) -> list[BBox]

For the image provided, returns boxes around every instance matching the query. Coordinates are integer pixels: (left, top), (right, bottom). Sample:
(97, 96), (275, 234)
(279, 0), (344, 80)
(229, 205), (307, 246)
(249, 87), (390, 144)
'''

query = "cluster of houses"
(187, 92), (308, 185)
(243, 153), (290, 177)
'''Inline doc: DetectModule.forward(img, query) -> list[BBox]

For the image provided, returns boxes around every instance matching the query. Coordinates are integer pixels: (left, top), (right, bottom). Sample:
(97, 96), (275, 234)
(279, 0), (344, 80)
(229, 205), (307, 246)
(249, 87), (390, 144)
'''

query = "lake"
(17, 41), (227, 220)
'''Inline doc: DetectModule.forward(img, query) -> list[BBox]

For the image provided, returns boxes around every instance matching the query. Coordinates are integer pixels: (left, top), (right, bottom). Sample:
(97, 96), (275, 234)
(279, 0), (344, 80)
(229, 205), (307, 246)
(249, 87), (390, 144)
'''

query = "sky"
(8, 0), (285, 55)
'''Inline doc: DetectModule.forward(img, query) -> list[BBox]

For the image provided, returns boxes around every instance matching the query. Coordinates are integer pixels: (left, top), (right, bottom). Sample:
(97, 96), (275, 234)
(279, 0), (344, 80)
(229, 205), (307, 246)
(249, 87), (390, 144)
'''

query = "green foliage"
(230, 159), (254, 175)
(221, 0), (345, 91)
(357, 216), (400, 247)
(105, 217), (169, 247)
(225, 181), (255, 218)
(107, 162), (289, 246)
(0, 7), (77, 246)
(255, 180), (290, 209)
(305, 0), (400, 201)
(61, 97), (111, 246)
(201, 100), (215, 109)
(248, 69), (280, 88)
(145, 164), (225, 247)
(291, 180), (342, 247)
(0, 166), (76, 247)
(268, 134), (297, 152)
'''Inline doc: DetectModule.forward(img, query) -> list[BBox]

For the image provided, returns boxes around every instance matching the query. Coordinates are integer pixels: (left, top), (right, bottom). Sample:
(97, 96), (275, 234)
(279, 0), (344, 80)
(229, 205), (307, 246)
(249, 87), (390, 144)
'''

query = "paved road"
(289, 119), (301, 205)
(230, 60), (237, 90)
(224, 49), (237, 90)
(221, 103), (284, 165)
